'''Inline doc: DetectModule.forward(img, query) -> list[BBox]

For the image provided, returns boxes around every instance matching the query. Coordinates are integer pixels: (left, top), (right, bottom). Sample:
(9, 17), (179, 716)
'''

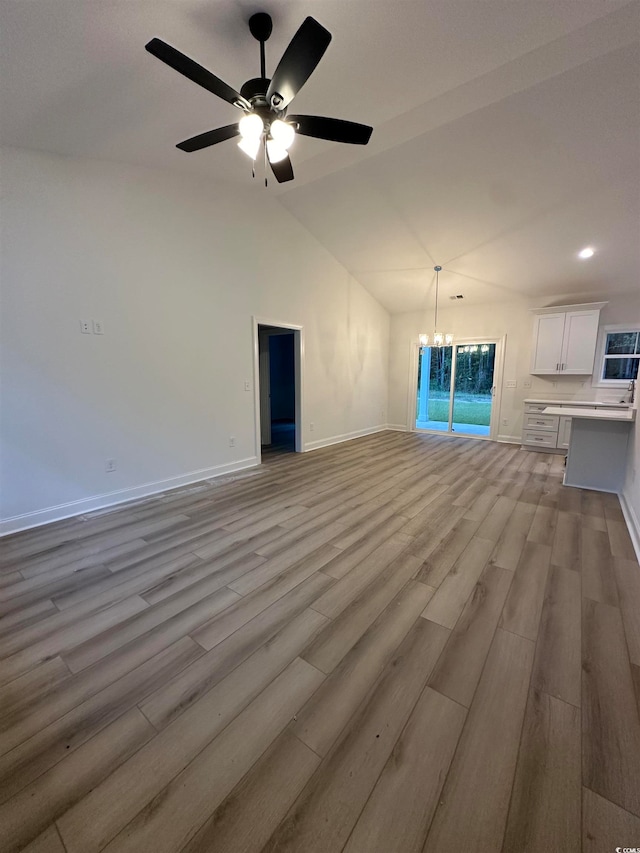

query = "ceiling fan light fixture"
(239, 113), (263, 140)
(237, 136), (261, 160)
(146, 14), (372, 184)
(270, 119), (295, 150)
(266, 138), (288, 163)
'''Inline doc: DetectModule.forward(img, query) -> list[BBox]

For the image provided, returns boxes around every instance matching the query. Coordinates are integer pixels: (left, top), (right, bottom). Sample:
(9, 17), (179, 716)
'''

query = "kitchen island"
(543, 405), (635, 492)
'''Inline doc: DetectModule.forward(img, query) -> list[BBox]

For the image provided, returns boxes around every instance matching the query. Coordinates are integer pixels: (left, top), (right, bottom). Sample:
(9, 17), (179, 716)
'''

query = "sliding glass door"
(416, 341), (497, 437)
(416, 346), (452, 431)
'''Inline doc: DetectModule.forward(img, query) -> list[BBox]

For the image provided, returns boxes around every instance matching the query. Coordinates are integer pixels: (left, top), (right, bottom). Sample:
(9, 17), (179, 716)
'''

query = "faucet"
(623, 379), (635, 404)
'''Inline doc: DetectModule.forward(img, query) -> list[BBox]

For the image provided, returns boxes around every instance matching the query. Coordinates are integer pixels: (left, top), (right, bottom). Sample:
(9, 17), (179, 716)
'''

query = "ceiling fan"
(145, 12), (373, 184)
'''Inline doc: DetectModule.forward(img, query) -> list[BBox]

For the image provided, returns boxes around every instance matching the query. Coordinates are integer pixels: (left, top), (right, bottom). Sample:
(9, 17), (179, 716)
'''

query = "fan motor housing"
(240, 77), (270, 102)
(240, 78), (287, 121)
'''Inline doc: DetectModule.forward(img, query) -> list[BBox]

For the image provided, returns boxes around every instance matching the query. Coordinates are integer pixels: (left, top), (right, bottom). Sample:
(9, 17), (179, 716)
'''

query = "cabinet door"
(557, 415), (572, 449)
(530, 313), (565, 374)
(560, 311), (600, 373)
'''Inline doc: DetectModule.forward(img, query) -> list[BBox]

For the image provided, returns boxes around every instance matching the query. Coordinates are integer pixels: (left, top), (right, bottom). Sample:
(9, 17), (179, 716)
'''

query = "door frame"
(252, 316), (304, 462)
(407, 335), (506, 440)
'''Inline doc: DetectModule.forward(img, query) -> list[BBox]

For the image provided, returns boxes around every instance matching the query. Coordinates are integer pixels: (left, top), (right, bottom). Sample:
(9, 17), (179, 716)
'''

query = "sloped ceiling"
(1, 0), (639, 312)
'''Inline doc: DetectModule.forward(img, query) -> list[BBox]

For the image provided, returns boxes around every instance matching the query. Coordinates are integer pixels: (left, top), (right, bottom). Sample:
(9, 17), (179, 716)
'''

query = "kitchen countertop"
(543, 406), (636, 422)
(525, 398), (630, 409)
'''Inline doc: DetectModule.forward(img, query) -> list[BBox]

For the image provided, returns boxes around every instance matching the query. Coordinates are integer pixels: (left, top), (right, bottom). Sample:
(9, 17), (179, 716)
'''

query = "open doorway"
(254, 320), (303, 460)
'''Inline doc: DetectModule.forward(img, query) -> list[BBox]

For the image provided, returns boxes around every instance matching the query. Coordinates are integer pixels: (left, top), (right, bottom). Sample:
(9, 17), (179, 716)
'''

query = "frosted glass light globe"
(270, 120), (295, 150)
(237, 136), (261, 160)
(266, 139), (288, 163)
(239, 113), (263, 140)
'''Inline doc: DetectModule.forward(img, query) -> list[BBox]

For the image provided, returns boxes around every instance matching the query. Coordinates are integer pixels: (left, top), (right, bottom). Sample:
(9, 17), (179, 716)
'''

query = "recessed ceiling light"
(578, 247), (595, 259)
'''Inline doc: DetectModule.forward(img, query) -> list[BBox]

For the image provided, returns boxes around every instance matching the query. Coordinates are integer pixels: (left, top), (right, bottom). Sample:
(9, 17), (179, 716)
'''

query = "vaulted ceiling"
(2, 1), (639, 312)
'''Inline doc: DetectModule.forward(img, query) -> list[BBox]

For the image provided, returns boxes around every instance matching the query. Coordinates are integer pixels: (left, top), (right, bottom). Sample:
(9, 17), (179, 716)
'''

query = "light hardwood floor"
(1, 430), (640, 852)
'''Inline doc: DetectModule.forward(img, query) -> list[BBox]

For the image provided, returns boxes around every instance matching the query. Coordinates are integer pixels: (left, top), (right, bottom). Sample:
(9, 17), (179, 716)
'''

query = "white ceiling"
(2, 1), (639, 313)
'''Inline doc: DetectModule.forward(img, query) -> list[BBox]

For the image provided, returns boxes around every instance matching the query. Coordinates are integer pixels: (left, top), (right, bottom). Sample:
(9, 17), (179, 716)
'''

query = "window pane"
(606, 332), (638, 354)
(603, 357), (639, 380)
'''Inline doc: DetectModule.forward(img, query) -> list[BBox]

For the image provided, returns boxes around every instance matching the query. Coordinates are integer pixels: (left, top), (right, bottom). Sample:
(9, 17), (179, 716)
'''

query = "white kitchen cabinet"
(560, 311), (601, 373)
(558, 415), (572, 449)
(522, 402), (565, 452)
(530, 303), (605, 375)
(521, 397), (628, 453)
(530, 313), (565, 374)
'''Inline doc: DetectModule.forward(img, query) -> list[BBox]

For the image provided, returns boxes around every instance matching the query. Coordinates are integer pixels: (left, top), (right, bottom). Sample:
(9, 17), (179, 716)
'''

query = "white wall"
(0, 147), (390, 532)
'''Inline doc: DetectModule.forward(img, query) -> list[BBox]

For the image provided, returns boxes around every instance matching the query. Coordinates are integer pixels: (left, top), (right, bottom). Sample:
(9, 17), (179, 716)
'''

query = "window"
(601, 329), (639, 382)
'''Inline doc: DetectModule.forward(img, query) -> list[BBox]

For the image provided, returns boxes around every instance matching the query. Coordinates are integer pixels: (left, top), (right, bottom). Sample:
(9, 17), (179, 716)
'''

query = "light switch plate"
(506, 380), (517, 388)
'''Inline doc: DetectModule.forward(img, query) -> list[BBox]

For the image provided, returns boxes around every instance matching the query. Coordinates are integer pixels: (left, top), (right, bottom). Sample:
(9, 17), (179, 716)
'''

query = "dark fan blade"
(266, 18), (331, 110)
(146, 38), (250, 110)
(177, 124), (240, 152)
(268, 152), (294, 183)
(288, 115), (373, 145)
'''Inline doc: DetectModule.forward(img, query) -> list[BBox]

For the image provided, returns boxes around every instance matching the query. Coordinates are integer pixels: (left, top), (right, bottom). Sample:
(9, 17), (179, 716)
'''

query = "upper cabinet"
(530, 303), (606, 375)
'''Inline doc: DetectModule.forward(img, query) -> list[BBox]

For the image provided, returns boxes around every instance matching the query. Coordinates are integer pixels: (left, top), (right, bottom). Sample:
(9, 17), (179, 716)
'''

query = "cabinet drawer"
(522, 430), (558, 448)
(524, 414), (559, 431)
(524, 403), (549, 414)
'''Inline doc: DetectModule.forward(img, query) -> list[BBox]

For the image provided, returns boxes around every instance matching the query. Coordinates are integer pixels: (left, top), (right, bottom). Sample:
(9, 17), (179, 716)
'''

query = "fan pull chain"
(264, 139), (268, 187)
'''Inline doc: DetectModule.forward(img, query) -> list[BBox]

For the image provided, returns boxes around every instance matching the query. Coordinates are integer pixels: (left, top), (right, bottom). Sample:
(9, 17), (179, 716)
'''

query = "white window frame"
(592, 323), (640, 387)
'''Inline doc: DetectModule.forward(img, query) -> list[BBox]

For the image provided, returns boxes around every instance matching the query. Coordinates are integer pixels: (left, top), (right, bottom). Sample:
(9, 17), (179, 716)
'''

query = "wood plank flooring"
(1, 430), (640, 852)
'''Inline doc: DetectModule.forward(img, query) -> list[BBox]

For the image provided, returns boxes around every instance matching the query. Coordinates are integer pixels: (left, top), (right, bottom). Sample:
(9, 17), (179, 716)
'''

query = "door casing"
(253, 317), (304, 462)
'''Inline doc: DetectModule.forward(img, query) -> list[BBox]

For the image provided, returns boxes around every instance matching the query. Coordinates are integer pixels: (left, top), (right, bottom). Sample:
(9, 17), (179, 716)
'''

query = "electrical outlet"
(552, 381), (558, 388)
(506, 380), (517, 388)
(80, 320), (91, 334)
(523, 379), (532, 389)
(502, 418), (509, 426)
(244, 380), (251, 391)
(229, 436), (236, 447)
(309, 422), (314, 432)
(92, 319), (104, 335)
(105, 458), (117, 473)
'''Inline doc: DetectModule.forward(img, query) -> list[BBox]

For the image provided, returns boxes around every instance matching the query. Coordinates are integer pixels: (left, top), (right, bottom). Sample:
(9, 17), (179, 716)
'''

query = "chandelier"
(419, 266), (453, 348)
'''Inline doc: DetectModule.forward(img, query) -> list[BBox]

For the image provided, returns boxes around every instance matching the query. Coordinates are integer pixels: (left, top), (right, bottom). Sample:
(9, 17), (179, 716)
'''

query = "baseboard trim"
(620, 491), (640, 564)
(0, 457), (259, 537)
(385, 424), (408, 432)
(303, 425), (388, 452)
(497, 434), (523, 444)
